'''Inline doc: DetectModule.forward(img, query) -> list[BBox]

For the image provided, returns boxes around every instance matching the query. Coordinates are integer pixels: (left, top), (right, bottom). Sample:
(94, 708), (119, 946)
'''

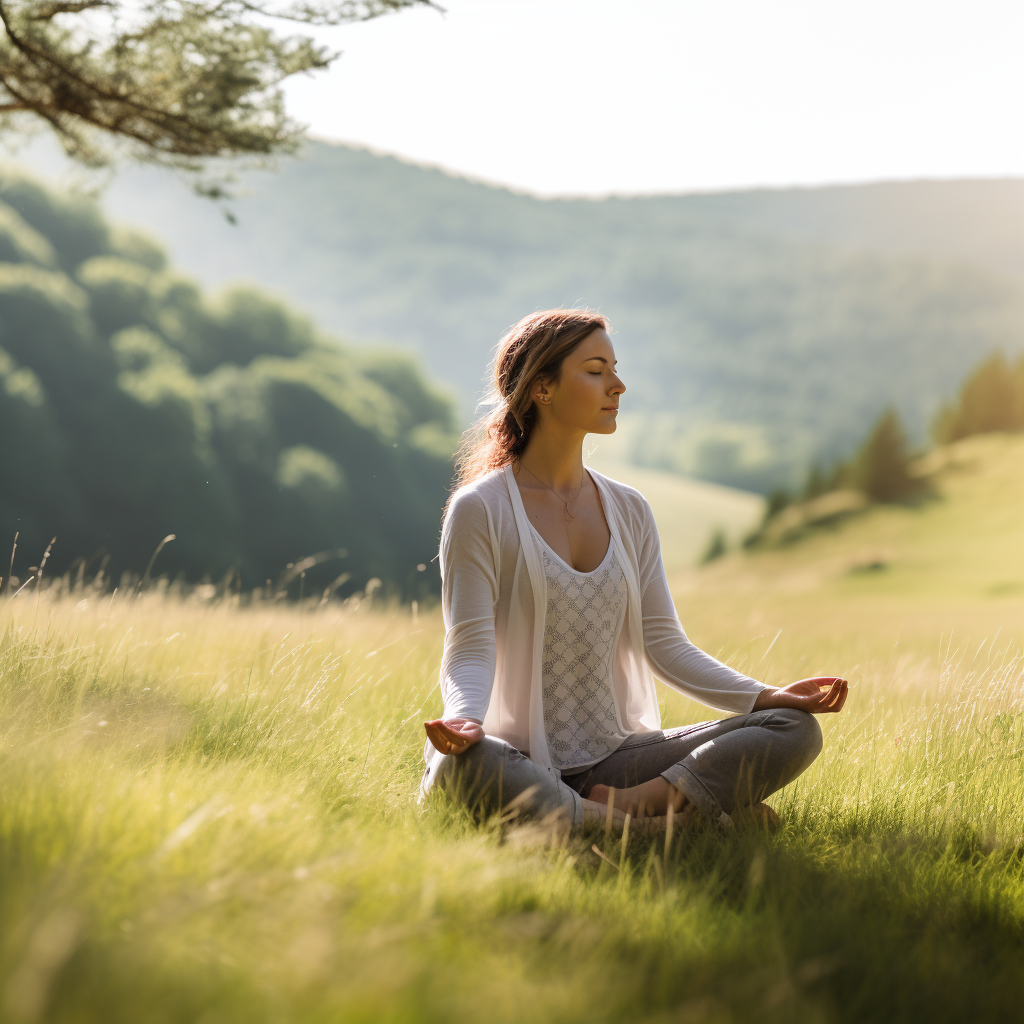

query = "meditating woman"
(421, 309), (848, 831)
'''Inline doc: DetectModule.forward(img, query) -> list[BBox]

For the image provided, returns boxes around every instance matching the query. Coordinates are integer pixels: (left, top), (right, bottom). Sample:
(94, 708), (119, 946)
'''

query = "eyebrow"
(583, 356), (617, 366)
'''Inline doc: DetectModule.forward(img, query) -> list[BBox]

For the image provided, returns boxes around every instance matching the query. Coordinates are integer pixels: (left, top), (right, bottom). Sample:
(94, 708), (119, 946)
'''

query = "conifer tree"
(854, 408), (917, 503)
(1015, 354), (1024, 423)
(933, 352), (1024, 442)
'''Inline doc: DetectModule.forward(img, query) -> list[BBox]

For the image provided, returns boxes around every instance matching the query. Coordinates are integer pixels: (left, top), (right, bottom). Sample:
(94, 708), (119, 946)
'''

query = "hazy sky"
(283, 0), (1024, 196)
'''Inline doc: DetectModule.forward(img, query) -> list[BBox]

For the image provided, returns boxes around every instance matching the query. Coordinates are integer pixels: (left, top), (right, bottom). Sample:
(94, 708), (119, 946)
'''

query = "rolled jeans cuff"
(567, 784), (584, 829)
(661, 763), (733, 826)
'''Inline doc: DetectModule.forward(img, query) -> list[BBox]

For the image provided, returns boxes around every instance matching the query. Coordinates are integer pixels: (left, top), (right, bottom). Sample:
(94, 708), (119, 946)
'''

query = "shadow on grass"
(578, 818), (1024, 1024)
(1, 782), (1022, 1024)
(432, 782), (1024, 1024)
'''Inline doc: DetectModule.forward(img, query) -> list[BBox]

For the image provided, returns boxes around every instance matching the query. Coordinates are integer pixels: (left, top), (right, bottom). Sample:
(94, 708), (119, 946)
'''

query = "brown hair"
(455, 308), (610, 486)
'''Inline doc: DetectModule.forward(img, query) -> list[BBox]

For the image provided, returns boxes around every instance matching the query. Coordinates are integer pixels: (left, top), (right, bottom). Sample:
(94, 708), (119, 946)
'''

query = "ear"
(532, 377), (551, 405)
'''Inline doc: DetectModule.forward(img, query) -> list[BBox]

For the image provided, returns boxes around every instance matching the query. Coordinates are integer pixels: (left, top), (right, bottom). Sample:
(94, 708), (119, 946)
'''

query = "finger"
(822, 684), (842, 710)
(821, 685), (847, 713)
(425, 720), (452, 745)
(456, 723), (483, 741)
(805, 691), (835, 714)
(804, 680), (834, 699)
(426, 721), (463, 752)
(430, 729), (453, 753)
(804, 677), (839, 690)
(436, 721), (466, 743)
(425, 726), (449, 754)
(811, 677), (845, 698)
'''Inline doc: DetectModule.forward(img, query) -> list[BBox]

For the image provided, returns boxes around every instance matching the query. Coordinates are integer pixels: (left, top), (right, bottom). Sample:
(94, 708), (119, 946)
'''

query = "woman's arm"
(637, 502), (847, 714)
(637, 503), (767, 711)
(424, 491), (497, 755)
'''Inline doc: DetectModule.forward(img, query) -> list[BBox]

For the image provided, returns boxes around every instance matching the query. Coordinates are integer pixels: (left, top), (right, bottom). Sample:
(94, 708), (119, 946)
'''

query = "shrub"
(0, 172), (455, 597)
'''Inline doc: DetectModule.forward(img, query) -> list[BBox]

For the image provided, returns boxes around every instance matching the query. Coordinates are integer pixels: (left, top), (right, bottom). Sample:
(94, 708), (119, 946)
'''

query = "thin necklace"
(517, 461), (587, 522)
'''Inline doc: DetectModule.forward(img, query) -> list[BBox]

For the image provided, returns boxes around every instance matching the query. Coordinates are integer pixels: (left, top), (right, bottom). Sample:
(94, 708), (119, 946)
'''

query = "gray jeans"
(419, 708), (823, 829)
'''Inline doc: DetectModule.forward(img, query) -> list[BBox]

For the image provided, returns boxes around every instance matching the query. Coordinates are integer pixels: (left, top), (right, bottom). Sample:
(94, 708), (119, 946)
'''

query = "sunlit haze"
(282, 0), (1024, 196)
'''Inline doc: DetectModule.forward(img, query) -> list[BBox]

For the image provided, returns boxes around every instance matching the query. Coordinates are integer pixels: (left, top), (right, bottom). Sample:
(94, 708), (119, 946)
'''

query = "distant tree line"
(0, 168), (457, 598)
(752, 348), (1024, 539)
(111, 141), (1024, 494)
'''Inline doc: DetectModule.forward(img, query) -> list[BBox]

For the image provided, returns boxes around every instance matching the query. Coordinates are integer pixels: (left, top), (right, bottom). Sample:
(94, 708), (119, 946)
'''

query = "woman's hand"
(424, 717), (485, 755)
(754, 677), (848, 715)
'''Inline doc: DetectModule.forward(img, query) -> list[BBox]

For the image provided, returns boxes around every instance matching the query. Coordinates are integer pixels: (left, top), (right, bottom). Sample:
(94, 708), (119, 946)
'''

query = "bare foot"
(579, 799), (672, 834)
(589, 778), (688, 817)
(581, 798), (627, 829)
(732, 802), (780, 832)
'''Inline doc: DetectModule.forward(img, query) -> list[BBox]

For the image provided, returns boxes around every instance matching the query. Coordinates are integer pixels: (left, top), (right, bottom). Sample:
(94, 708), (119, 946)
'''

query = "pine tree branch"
(0, 0), (436, 174)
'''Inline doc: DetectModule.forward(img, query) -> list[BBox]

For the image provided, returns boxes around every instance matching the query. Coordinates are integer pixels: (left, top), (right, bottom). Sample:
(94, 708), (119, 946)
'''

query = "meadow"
(1, 434), (1023, 1024)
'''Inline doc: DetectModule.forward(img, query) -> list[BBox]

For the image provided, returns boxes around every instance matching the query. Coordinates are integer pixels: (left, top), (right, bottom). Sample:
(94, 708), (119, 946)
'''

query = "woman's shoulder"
(451, 466), (509, 503)
(444, 467), (511, 522)
(587, 466), (655, 520)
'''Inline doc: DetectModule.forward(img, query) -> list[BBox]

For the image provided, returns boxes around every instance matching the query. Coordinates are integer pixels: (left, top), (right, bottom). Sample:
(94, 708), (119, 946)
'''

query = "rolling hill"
(654, 431), (1024, 699)
(689, 432), (1024, 601)
(18, 140), (1024, 492)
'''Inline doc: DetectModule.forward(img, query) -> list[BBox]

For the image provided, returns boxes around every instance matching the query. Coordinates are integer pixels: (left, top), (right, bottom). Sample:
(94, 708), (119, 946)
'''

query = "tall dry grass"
(0, 585), (1022, 1023)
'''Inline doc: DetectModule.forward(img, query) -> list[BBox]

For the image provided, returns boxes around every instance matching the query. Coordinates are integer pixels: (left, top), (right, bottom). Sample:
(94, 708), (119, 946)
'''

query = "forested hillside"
(38, 141), (1024, 491)
(0, 169), (457, 595)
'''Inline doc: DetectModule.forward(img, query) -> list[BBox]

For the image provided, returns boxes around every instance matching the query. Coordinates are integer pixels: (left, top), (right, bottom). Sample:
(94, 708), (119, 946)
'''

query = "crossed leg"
(562, 708), (823, 823)
(421, 709), (821, 831)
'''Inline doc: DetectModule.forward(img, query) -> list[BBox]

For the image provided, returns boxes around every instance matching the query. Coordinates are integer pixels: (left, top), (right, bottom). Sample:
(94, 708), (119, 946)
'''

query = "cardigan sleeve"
(437, 488), (499, 724)
(635, 499), (770, 714)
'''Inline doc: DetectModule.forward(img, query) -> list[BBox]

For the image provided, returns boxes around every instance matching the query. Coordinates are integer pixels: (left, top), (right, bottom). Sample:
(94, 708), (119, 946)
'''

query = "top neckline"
(506, 463), (618, 576)
(529, 521), (615, 577)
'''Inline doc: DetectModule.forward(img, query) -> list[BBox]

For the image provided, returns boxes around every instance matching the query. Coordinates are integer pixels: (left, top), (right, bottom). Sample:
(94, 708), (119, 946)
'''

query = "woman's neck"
(518, 424), (586, 491)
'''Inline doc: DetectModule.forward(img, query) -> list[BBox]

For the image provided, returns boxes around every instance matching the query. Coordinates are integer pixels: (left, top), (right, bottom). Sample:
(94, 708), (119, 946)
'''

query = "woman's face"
(534, 329), (625, 435)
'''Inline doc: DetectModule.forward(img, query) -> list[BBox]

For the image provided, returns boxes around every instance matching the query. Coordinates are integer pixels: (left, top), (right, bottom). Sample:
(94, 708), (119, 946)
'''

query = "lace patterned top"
(533, 525), (630, 771)
(428, 465), (769, 772)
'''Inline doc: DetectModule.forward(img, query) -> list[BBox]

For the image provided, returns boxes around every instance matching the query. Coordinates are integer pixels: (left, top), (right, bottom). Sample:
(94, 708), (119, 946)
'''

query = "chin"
(590, 420), (618, 435)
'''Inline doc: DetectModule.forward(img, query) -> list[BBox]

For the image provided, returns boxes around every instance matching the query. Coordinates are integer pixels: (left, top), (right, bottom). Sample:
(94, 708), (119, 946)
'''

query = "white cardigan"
(426, 464), (769, 771)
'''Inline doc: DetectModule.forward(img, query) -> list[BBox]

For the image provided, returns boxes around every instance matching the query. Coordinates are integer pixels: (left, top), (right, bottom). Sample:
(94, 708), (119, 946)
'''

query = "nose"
(610, 374), (625, 395)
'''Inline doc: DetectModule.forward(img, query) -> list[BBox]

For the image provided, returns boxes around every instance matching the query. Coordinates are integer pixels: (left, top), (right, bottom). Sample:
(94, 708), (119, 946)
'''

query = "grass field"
(1, 435), (1023, 1024)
